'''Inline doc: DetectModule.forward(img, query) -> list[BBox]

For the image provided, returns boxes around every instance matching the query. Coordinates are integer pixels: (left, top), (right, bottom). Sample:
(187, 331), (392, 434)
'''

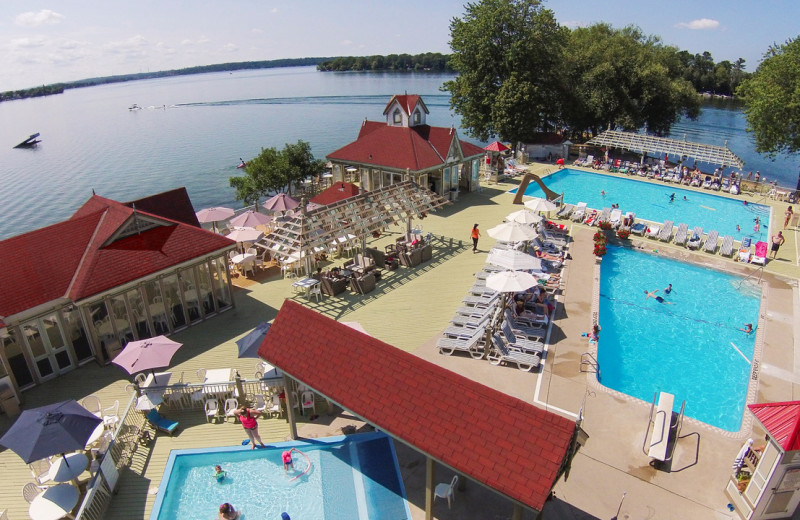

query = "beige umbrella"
(486, 221), (538, 242)
(524, 197), (558, 212)
(506, 209), (543, 225)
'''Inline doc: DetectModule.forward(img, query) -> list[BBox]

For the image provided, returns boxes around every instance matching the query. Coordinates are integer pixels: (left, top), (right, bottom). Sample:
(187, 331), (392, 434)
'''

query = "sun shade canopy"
(586, 130), (744, 168)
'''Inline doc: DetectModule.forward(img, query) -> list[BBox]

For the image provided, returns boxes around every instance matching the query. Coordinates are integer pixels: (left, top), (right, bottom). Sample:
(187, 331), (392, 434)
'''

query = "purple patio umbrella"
(226, 227), (264, 244)
(0, 400), (102, 463)
(262, 193), (300, 212)
(196, 206), (235, 232)
(112, 336), (183, 375)
(229, 210), (272, 228)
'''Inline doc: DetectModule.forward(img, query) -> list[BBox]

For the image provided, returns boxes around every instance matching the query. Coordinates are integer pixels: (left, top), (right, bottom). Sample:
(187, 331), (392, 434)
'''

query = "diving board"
(648, 392), (674, 461)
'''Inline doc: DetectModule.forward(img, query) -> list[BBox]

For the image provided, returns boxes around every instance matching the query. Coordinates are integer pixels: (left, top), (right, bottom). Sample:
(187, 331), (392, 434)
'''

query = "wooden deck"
(2, 165), (799, 519)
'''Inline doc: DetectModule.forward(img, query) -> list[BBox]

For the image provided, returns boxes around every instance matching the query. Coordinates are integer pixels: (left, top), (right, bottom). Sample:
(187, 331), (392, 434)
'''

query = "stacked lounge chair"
(719, 235), (735, 257)
(703, 230), (720, 253)
(673, 223), (690, 246)
(503, 309), (545, 340)
(501, 321), (544, 354)
(687, 227), (704, 250)
(658, 220), (674, 242)
(437, 327), (485, 358)
(488, 334), (540, 372)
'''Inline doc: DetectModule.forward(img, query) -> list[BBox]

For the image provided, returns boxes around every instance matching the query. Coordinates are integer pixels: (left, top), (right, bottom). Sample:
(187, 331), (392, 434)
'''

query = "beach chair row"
(640, 221), (767, 262)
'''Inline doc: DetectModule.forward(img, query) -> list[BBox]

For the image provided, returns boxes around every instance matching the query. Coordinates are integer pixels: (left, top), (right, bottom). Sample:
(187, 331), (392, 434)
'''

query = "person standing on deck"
(771, 231), (785, 259)
(784, 206), (793, 229)
(471, 224), (481, 253)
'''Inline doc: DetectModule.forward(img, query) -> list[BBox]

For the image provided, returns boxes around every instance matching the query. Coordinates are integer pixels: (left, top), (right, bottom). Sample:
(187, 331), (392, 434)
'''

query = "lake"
(0, 65), (795, 240)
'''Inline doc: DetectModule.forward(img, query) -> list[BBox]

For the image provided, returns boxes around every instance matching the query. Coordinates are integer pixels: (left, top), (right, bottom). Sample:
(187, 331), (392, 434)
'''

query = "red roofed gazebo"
(259, 300), (581, 517)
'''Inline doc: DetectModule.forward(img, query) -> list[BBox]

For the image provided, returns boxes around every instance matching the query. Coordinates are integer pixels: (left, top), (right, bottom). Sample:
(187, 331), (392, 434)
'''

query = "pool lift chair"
(642, 391), (698, 471)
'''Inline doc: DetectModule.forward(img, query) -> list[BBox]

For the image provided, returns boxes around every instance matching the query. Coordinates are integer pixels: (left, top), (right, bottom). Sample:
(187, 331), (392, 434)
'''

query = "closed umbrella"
(524, 197), (558, 213)
(236, 322), (271, 359)
(226, 227), (264, 244)
(262, 193), (300, 212)
(486, 221), (538, 242)
(486, 270), (539, 293)
(112, 336), (183, 375)
(229, 210), (272, 228)
(506, 209), (543, 225)
(0, 400), (102, 463)
(136, 393), (164, 411)
(196, 207), (235, 233)
(487, 249), (542, 271)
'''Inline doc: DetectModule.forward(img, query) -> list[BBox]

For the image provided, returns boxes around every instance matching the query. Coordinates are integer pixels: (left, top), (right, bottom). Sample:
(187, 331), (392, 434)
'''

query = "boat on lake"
(128, 104), (141, 110)
(13, 133), (40, 148)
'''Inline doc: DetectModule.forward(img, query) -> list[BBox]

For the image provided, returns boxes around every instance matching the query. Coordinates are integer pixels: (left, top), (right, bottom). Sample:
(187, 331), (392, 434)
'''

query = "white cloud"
(104, 35), (148, 57)
(341, 39), (353, 46)
(9, 36), (47, 49)
(181, 39), (193, 46)
(222, 43), (238, 52)
(676, 18), (720, 30)
(251, 28), (264, 34)
(270, 8), (278, 13)
(15, 9), (64, 27)
(197, 36), (210, 44)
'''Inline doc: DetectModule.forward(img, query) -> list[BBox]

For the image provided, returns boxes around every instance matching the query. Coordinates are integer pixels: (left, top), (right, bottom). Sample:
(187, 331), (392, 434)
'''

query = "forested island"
(316, 53), (451, 72)
(0, 57), (332, 103)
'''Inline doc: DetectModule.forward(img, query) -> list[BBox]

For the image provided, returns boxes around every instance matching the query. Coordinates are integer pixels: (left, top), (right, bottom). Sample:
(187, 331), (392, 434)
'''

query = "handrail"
(737, 264), (765, 288)
(579, 352), (600, 377)
(664, 400), (686, 463)
(641, 392), (658, 456)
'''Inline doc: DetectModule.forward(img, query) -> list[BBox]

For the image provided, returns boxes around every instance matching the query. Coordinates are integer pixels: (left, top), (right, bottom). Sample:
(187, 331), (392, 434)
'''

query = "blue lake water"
(598, 245), (760, 431)
(516, 168), (771, 241)
(0, 65), (795, 240)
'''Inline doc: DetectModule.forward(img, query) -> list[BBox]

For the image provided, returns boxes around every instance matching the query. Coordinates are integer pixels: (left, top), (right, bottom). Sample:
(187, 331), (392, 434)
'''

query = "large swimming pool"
(597, 246), (760, 431)
(150, 432), (411, 520)
(514, 168), (770, 241)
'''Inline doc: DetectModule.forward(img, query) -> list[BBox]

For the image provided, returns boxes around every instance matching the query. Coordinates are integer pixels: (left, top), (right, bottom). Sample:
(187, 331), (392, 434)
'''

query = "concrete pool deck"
(0, 164), (798, 519)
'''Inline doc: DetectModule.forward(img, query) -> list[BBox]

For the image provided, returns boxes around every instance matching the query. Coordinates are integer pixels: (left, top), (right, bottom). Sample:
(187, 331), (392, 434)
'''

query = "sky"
(2, 0), (798, 92)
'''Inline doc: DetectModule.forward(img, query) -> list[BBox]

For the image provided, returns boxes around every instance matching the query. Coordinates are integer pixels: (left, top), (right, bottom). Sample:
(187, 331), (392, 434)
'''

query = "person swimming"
(664, 283), (672, 294)
(214, 465), (226, 482)
(739, 323), (754, 334)
(669, 193), (675, 202)
(644, 289), (675, 304)
(282, 449), (295, 471)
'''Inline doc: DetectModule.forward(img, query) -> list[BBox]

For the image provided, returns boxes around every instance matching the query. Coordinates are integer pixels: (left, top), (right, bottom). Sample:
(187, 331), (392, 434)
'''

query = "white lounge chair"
(437, 327), (485, 358)
(500, 321), (544, 354)
(687, 227), (704, 250)
(719, 235), (735, 256)
(672, 223), (689, 246)
(442, 320), (489, 339)
(658, 220), (674, 242)
(703, 230), (719, 253)
(738, 247), (752, 263)
(594, 207), (611, 227)
(488, 334), (541, 372)
(631, 222), (647, 235)
(556, 203), (574, 219)
(647, 225), (661, 239)
(571, 202), (587, 222)
(751, 241), (768, 265)
(608, 208), (623, 228)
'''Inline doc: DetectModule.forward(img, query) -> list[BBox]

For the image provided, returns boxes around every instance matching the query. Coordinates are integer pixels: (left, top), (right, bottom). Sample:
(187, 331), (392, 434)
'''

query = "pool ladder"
(580, 352), (600, 377)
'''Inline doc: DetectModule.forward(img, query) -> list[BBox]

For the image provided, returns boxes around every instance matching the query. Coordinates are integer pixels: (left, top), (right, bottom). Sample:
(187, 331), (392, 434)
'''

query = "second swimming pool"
(597, 245), (760, 432)
(513, 168), (771, 241)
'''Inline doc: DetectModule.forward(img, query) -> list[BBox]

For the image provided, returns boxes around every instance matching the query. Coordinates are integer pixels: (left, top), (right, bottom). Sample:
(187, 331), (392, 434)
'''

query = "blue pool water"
(597, 246), (760, 431)
(150, 432), (410, 520)
(514, 169), (771, 242)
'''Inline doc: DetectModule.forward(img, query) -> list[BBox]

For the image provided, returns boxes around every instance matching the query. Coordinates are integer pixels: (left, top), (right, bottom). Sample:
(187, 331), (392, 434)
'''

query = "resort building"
(0, 188), (235, 403)
(327, 94), (485, 199)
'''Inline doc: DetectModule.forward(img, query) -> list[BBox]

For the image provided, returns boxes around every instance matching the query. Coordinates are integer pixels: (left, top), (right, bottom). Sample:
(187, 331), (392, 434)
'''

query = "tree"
(737, 37), (800, 157)
(560, 24), (699, 137)
(443, 0), (567, 143)
(229, 140), (325, 206)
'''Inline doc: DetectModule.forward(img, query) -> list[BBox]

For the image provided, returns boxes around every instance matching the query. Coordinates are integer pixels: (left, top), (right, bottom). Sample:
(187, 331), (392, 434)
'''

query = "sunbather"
(533, 247), (563, 262)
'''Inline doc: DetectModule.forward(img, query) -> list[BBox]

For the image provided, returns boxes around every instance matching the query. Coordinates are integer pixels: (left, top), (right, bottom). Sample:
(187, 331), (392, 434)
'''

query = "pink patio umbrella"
(112, 336), (182, 375)
(196, 206), (235, 233)
(226, 227), (264, 244)
(229, 210), (272, 228)
(262, 193), (300, 213)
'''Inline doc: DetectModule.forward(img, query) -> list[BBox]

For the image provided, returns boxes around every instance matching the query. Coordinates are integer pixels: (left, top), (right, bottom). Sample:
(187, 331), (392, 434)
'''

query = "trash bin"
(0, 384), (20, 416)
(450, 188), (459, 202)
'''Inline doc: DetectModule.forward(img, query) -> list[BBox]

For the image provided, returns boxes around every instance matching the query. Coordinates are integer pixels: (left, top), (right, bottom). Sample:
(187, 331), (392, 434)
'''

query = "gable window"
(393, 109), (402, 124)
(413, 110), (421, 124)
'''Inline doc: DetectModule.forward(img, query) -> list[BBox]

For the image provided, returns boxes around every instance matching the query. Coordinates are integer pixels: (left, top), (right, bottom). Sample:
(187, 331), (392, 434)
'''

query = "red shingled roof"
(310, 182), (360, 206)
(383, 94), (428, 116)
(0, 193), (234, 318)
(259, 301), (575, 512)
(327, 121), (484, 171)
(749, 401), (800, 451)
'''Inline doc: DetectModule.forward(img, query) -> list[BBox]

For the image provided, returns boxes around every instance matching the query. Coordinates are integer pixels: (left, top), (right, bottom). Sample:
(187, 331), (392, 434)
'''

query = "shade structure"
(229, 210), (272, 228)
(506, 209), (543, 225)
(136, 393), (164, 411)
(112, 336), (182, 375)
(236, 322), (272, 359)
(484, 141), (510, 152)
(0, 400), (102, 463)
(524, 197), (558, 213)
(486, 270), (539, 293)
(487, 249), (542, 271)
(262, 193), (300, 212)
(486, 221), (538, 242)
(195, 206), (235, 223)
(226, 227), (264, 244)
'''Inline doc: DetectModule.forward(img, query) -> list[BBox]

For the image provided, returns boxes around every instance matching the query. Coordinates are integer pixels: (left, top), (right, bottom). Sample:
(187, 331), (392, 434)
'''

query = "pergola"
(586, 130), (744, 168)
(259, 180), (449, 270)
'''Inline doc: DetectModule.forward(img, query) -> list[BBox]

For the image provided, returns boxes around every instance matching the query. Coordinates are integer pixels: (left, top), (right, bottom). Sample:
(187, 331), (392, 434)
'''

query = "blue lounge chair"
(146, 409), (179, 436)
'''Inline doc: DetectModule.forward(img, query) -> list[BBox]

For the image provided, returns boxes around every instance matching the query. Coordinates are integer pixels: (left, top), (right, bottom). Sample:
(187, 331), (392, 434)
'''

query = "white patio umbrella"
(506, 209), (543, 225)
(196, 206), (235, 232)
(487, 249), (542, 271)
(486, 270), (539, 293)
(524, 197), (558, 213)
(226, 227), (264, 244)
(486, 221), (538, 242)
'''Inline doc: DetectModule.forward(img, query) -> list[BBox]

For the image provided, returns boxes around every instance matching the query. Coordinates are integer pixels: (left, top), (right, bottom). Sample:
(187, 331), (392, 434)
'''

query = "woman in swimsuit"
(235, 405), (266, 449)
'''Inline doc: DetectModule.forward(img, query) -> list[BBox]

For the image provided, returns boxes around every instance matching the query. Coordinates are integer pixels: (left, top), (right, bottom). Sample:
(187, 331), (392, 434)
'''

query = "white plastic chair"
(223, 398), (240, 422)
(253, 394), (268, 413)
(82, 395), (102, 418)
(434, 475), (458, 509)
(269, 394), (283, 417)
(102, 400), (120, 430)
(205, 398), (219, 422)
(301, 391), (316, 414)
(22, 482), (44, 503)
(309, 284), (322, 302)
(134, 373), (147, 385)
(196, 368), (207, 381)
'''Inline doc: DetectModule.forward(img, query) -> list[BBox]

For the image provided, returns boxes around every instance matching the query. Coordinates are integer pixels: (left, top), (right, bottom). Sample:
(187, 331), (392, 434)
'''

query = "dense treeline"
(0, 57), (332, 103)
(317, 53), (452, 72)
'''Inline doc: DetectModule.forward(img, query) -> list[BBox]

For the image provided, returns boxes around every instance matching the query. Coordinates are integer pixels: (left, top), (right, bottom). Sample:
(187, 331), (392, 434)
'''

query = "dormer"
(383, 94), (429, 128)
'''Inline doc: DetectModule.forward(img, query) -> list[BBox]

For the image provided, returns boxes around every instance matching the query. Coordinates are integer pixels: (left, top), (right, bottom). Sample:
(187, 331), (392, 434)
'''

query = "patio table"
(48, 452), (88, 487)
(291, 278), (320, 299)
(96, 318), (129, 337)
(85, 422), (106, 449)
(29, 483), (79, 520)
(202, 368), (235, 397)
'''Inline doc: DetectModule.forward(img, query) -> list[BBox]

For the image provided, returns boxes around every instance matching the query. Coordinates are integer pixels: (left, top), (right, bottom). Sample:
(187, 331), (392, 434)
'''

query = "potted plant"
(617, 229), (630, 239)
(593, 243), (607, 257)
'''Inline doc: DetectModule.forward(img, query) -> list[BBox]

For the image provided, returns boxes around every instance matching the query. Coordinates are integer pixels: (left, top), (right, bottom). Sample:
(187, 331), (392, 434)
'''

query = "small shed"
(521, 133), (571, 162)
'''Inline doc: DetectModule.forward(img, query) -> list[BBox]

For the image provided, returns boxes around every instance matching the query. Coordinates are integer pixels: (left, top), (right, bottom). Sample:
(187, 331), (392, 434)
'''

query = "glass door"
(1, 328), (34, 389)
(21, 315), (75, 381)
